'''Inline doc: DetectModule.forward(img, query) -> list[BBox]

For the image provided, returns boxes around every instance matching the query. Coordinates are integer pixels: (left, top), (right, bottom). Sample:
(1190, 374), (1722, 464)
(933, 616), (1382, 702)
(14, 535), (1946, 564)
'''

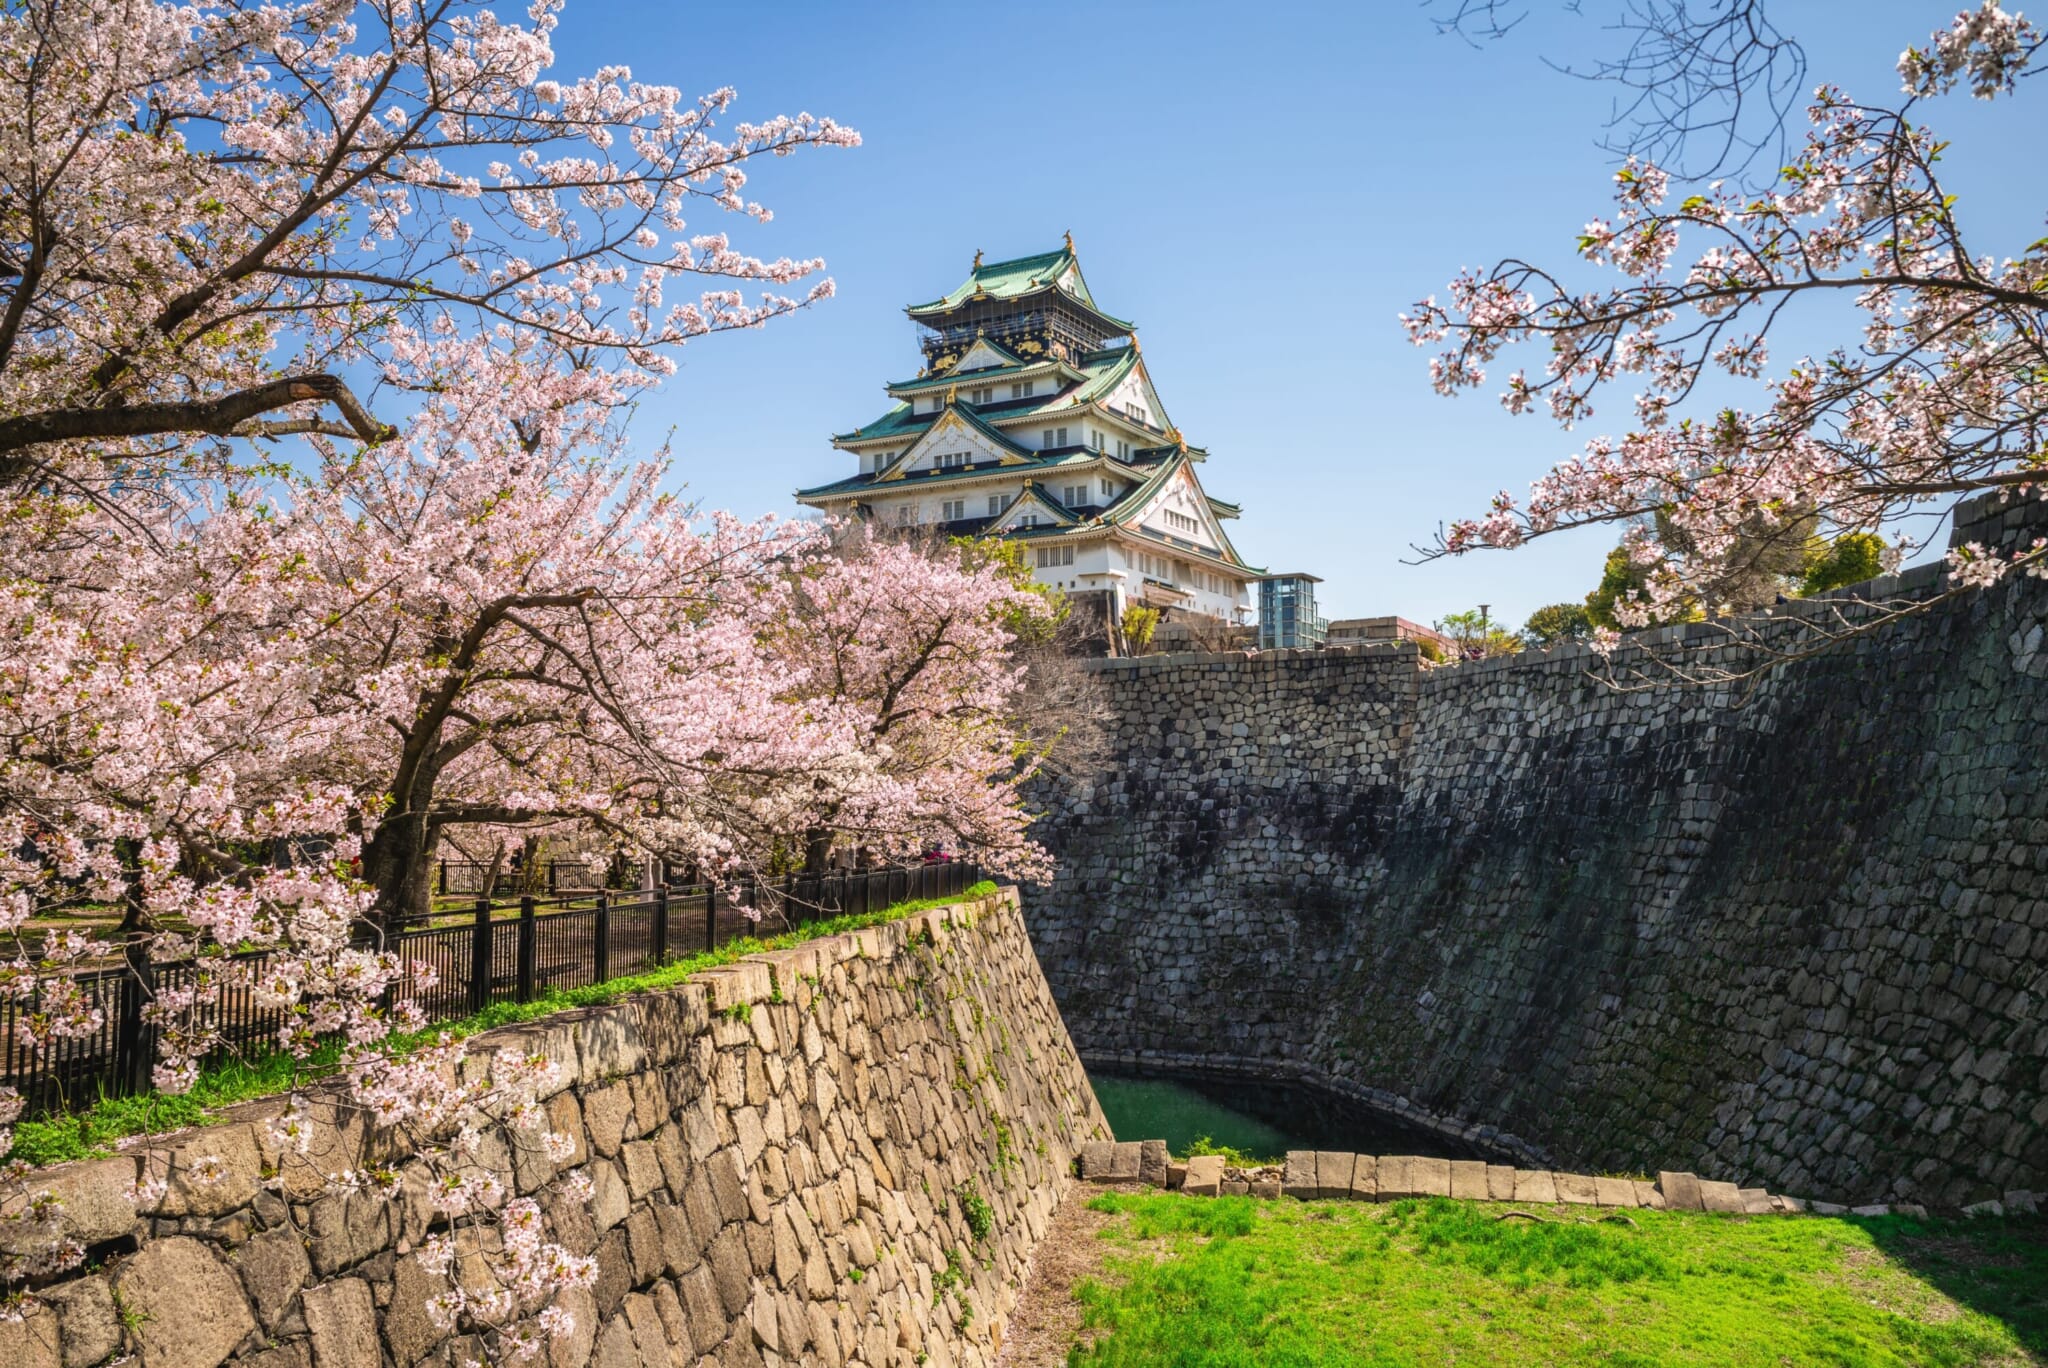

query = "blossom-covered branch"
(1405, 2), (2048, 642)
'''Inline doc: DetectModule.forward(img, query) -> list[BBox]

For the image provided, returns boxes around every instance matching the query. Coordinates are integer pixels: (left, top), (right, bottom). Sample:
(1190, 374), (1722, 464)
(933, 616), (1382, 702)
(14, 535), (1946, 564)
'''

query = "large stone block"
(115, 1237), (257, 1368)
(1658, 1171), (1706, 1212)
(303, 1279), (379, 1368)
(1183, 1155), (1225, 1197)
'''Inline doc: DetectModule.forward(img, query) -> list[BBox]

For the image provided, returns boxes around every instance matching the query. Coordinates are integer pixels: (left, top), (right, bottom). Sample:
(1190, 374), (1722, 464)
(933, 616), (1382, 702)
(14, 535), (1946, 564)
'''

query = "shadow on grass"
(1857, 1210), (2048, 1356)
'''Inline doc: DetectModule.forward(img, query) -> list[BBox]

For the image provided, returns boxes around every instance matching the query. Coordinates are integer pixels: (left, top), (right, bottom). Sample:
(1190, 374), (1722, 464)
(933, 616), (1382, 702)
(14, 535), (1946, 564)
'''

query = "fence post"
(653, 884), (669, 965)
(784, 871), (796, 929)
(114, 937), (155, 1100)
(547, 861), (558, 896)
(593, 890), (611, 984)
(704, 880), (717, 953)
(516, 895), (538, 1002)
(437, 860), (448, 897)
(469, 897), (492, 1012)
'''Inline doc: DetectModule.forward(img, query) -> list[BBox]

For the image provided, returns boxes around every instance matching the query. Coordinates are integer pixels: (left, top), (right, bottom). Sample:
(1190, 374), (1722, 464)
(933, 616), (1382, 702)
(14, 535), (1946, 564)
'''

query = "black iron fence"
(0, 861), (984, 1117)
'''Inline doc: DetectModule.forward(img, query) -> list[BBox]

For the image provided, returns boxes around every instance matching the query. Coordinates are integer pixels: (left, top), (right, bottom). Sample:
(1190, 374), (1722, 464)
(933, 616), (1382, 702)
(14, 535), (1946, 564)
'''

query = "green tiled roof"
(885, 356), (1084, 396)
(794, 450), (1101, 502)
(838, 348), (1145, 446)
(908, 248), (1086, 314)
(905, 245), (1134, 331)
(830, 402), (923, 445)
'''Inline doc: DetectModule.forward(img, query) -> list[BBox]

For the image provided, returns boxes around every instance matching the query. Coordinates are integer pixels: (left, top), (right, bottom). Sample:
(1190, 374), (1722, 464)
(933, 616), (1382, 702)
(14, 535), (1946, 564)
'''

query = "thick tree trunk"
(361, 807), (437, 933)
(801, 827), (835, 877)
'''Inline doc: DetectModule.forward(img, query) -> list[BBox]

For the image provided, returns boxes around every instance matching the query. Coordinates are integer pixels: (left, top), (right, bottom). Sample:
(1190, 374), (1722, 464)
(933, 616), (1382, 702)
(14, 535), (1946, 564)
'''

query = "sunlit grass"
(1066, 1191), (2048, 1367)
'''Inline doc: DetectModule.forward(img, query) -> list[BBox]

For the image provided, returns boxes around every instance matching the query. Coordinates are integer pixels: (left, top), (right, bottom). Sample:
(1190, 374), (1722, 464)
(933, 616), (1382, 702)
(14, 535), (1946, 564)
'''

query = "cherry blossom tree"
(0, 0), (855, 491)
(0, 4), (869, 1349)
(280, 330), (847, 928)
(1405, 1), (2048, 673)
(767, 527), (1062, 883)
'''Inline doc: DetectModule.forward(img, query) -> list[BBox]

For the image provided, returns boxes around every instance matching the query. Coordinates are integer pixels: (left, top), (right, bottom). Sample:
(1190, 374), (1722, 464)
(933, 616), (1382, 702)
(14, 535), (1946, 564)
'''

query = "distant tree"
(1799, 531), (1888, 596)
(1120, 605), (1161, 655)
(1435, 608), (1523, 659)
(1523, 602), (1594, 646)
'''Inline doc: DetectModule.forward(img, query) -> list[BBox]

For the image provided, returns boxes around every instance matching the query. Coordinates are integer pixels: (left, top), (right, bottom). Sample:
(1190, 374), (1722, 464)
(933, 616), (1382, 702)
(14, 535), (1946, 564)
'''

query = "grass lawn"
(1060, 1191), (2048, 1367)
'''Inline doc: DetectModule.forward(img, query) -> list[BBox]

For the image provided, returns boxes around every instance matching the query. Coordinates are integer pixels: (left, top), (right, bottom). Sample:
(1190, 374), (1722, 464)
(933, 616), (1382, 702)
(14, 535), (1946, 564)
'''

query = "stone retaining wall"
(4, 888), (1106, 1368)
(1029, 491), (2048, 1209)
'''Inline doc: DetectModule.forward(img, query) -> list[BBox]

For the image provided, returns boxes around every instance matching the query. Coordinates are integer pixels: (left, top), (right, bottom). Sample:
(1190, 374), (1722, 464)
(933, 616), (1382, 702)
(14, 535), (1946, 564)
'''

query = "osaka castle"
(795, 238), (1259, 634)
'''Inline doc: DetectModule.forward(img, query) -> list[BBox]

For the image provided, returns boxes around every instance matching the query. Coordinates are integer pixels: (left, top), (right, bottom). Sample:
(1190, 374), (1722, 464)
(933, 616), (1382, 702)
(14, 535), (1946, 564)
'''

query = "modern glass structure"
(1255, 574), (1327, 650)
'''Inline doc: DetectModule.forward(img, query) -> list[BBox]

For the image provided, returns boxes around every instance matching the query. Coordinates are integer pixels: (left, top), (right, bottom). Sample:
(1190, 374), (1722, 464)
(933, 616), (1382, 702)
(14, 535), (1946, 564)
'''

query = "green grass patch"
(9, 882), (997, 1168)
(1182, 1134), (1281, 1168)
(1067, 1192), (2048, 1366)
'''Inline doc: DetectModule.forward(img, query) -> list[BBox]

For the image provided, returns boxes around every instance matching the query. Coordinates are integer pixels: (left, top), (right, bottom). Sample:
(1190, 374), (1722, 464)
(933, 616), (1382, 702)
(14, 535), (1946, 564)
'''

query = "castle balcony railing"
(915, 311), (1130, 369)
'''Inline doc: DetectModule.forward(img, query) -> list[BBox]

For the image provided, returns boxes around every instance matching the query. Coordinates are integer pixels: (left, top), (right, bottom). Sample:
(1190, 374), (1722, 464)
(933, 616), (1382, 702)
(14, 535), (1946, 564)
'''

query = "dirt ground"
(996, 1182), (1141, 1367)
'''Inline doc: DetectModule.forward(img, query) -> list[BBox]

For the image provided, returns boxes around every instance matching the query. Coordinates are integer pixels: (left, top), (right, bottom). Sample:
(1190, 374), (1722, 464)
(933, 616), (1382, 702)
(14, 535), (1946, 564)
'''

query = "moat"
(1088, 1065), (1494, 1161)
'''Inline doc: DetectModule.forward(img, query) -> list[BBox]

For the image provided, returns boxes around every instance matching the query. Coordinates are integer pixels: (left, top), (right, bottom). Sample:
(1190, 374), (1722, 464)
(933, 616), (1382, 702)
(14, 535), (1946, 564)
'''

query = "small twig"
(1496, 1209), (1553, 1222)
(1598, 1212), (1641, 1228)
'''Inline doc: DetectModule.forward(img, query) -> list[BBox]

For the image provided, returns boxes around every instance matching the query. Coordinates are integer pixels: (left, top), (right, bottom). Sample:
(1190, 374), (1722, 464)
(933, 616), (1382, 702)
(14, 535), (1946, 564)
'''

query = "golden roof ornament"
(945, 385), (958, 406)
(1064, 229), (1074, 253)
(973, 249), (983, 269)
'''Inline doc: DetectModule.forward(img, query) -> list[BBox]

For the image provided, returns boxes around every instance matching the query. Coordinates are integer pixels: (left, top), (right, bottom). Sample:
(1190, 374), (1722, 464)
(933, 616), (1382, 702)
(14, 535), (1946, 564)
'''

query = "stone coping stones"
(1183, 1155), (1225, 1197)
(1093, 1144), (1812, 1222)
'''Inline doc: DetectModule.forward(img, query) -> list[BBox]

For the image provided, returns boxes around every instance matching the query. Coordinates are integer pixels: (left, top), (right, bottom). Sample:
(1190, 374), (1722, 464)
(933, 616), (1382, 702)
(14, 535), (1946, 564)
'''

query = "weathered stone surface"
(1449, 1160), (1489, 1201)
(115, 1237), (258, 1368)
(31, 1160), (140, 1248)
(160, 1126), (264, 1218)
(1658, 1171), (1706, 1212)
(303, 1279), (379, 1368)
(1027, 495), (2048, 1209)
(1347, 1154), (1378, 1201)
(1183, 1155), (1225, 1197)
(1409, 1157), (1451, 1198)
(238, 1225), (313, 1332)
(384, 1254), (452, 1368)
(1315, 1153), (1354, 1201)
(12, 888), (1100, 1368)
(1555, 1173), (1599, 1206)
(1513, 1170), (1558, 1205)
(1138, 1140), (1170, 1188)
(1486, 1165), (1518, 1201)
(1377, 1156), (1414, 1201)
(42, 1276), (119, 1368)
(1594, 1177), (1638, 1208)
(1282, 1152), (1317, 1199)
(0, 1305), (62, 1368)
(1699, 1180), (1745, 1214)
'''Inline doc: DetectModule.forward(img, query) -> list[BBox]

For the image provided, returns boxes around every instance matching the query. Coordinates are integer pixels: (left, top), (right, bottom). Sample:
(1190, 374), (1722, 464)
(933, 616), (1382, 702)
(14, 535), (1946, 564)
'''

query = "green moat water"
(1087, 1068), (1493, 1161)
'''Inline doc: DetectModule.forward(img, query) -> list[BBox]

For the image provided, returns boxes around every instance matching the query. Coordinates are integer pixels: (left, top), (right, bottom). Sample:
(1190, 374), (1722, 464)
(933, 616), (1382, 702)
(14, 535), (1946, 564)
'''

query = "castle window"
(1165, 509), (1199, 535)
(1101, 478), (1115, 498)
(988, 495), (1002, 516)
(1010, 381), (1035, 399)
(1035, 546), (1074, 568)
(1040, 427), (1069, 448)
(941, 499), (966, 521)
(928, 396), (945, 412)
(1116, 440), (1130, 459)
(969, 387), (993, 405)
(937, 451), (969, 470)
(896, 504), (917, 525)
(1062, 484), (1088, 507)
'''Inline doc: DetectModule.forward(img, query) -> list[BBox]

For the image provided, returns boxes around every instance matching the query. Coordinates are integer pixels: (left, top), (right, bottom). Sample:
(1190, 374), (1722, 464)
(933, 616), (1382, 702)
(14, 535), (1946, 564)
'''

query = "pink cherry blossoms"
(0, 5), (1059, 1355)
(1404, 2), (2048, 635)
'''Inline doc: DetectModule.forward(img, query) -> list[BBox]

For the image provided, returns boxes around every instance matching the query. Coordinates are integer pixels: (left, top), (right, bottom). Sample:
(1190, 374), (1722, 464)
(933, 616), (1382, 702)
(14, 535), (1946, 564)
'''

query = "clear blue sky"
(548, 1), (2046, 630)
